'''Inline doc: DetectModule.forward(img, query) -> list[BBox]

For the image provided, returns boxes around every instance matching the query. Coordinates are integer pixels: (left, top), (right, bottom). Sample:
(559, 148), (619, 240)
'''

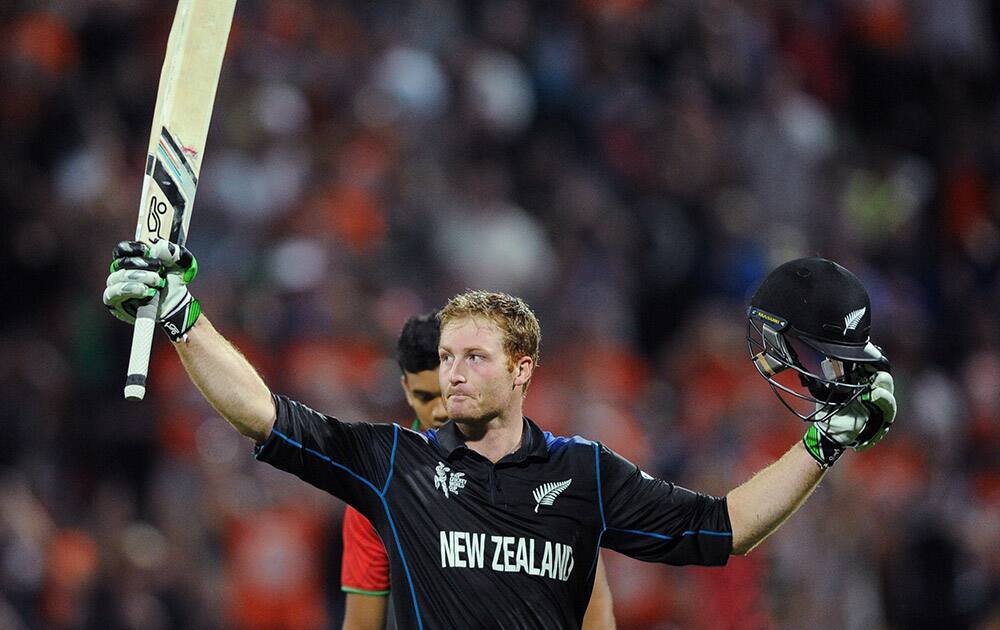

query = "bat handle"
(124, 292), (160, 401)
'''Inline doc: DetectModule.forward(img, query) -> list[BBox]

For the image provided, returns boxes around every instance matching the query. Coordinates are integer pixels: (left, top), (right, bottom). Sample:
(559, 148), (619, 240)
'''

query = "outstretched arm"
(726, 442), (824, 555)
(174, 316), (276, 442)
(728, 371), (897, 554)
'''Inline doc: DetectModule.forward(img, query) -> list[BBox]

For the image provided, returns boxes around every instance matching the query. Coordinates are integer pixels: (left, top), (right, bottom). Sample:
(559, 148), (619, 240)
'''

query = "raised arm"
(174, 317), (275, 441)
(726, 442), (823, 555)
(104, 240), (275, 441)
(727, 371), (897, 555)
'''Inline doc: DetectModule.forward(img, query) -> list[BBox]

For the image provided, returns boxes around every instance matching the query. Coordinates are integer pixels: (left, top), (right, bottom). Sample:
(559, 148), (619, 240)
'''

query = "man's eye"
(468, 354), (482, 363)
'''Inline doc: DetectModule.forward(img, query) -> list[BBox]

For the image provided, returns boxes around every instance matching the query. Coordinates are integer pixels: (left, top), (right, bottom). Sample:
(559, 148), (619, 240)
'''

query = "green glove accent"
(103, 239), (202, 341)
(803, 424), (846, 468)
(803, 371), (897, 469)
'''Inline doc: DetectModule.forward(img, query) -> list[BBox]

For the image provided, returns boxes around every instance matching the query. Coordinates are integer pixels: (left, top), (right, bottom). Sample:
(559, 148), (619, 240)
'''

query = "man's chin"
(446, 403), (484, 425)
(446, 411), (481, 424)
(447, 408), (502, 427)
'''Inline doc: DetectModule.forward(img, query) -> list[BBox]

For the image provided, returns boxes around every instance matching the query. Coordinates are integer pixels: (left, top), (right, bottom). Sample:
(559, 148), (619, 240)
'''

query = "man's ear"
(400, 374), (414, 405)
(512, 356), (534, 387)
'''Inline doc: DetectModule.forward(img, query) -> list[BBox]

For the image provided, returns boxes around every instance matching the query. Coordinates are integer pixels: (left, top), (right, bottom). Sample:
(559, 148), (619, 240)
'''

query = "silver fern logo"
(843, 307), (866, 335)
(533, 479), (572, 513)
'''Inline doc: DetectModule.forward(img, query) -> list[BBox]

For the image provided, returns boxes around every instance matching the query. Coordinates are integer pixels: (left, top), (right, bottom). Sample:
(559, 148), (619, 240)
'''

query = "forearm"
(342, 594), (388, 630)
(173, 316), (275, 442)
(582, 555), (616, 630)
(726, 441), (825, 555)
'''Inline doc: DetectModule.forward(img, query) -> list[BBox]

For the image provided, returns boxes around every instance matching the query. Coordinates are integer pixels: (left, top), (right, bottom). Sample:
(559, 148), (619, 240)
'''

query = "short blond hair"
(438, 290), (541, 371)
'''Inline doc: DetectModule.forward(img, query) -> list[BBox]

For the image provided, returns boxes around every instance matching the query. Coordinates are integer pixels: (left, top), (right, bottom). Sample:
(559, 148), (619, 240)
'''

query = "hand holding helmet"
(802, 370), (896, 468)
(747, 257), (899, 468)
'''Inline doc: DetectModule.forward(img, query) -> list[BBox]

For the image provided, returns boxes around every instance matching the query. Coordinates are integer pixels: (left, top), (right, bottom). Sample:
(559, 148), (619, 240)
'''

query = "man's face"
(438, 316), (532, 424)
(401, 368), (448, 429)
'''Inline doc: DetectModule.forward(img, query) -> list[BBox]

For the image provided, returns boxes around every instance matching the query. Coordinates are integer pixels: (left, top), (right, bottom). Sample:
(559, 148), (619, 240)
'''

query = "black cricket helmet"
(747, 257), (890, 422)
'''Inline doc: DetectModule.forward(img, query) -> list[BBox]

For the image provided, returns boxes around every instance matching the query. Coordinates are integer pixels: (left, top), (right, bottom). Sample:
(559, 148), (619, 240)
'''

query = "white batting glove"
(803, 371), (897, 468)
(103, 240), (201, 341)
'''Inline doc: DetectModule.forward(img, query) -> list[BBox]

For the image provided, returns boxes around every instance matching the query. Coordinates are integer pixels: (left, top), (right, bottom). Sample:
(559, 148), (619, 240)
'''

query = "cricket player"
(104, 242), (896, 629)
(341, 313), (615, 629)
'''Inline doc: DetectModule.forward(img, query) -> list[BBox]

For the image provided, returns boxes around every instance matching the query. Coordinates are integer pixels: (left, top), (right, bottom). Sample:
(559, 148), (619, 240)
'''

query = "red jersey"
(341, 504), (390, 595)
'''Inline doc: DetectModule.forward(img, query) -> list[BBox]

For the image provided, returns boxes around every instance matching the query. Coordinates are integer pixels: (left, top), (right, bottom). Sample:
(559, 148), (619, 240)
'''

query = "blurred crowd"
(1, 0), (999, 628)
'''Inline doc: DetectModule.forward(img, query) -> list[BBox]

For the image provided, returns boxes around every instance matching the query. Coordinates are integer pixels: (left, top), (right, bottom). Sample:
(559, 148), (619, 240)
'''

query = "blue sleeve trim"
(544, 432), (596, 452)
(593, 442), (606, 531)
(607, 527), (733, 540)
(270, 428), (382, 496)
(589, 442), (607, 583)
(267, 425), (424, 629)
(379, 494), (423, 630)
(381, 424), (400, 495)
(591, 440), (732, 546)
(683, 529), (733, 537)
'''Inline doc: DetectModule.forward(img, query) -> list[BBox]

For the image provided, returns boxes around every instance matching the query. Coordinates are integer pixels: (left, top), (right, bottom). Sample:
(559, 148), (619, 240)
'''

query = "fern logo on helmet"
(533, 479), (572, 513)
(843, 307), (866, 335)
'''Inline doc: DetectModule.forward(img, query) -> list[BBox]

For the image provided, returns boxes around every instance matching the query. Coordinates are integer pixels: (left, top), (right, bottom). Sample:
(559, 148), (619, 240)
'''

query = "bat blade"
(125, 0), (236, 401)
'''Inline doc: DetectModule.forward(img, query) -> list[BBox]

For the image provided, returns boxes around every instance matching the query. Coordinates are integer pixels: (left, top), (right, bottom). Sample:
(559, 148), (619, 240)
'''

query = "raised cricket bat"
(124, 0), (236, 401)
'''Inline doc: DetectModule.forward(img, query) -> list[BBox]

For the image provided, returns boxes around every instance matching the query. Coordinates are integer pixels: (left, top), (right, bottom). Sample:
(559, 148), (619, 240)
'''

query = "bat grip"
(124, 292), (160, 401)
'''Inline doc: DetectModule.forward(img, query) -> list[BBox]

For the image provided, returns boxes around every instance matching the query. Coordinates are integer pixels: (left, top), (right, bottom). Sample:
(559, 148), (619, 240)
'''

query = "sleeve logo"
(532, 479), (572, 513)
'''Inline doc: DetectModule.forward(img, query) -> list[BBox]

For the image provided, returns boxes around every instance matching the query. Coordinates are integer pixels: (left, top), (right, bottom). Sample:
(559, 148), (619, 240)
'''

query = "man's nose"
(447, 362), (466, 384)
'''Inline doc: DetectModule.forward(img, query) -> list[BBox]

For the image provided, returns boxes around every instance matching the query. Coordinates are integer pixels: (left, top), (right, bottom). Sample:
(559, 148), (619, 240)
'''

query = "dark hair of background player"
(396, 312), (441, 374)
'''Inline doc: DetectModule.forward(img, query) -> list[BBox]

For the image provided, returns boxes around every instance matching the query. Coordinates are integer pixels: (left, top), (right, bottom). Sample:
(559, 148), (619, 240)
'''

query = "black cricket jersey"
(255, 395), (732, 629)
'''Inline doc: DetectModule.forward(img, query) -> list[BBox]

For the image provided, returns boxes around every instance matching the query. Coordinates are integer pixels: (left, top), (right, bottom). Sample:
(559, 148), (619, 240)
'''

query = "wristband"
(160, 296), (201, 341)
(803, 424), (845, 469)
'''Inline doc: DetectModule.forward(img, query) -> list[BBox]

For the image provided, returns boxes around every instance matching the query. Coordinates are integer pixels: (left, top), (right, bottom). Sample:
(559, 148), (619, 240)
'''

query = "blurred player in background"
(341, 312), (615, 629)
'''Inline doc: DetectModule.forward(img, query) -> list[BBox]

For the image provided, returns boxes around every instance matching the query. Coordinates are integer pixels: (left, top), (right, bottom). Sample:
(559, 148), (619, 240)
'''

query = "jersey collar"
(433, 417), (550, 463)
